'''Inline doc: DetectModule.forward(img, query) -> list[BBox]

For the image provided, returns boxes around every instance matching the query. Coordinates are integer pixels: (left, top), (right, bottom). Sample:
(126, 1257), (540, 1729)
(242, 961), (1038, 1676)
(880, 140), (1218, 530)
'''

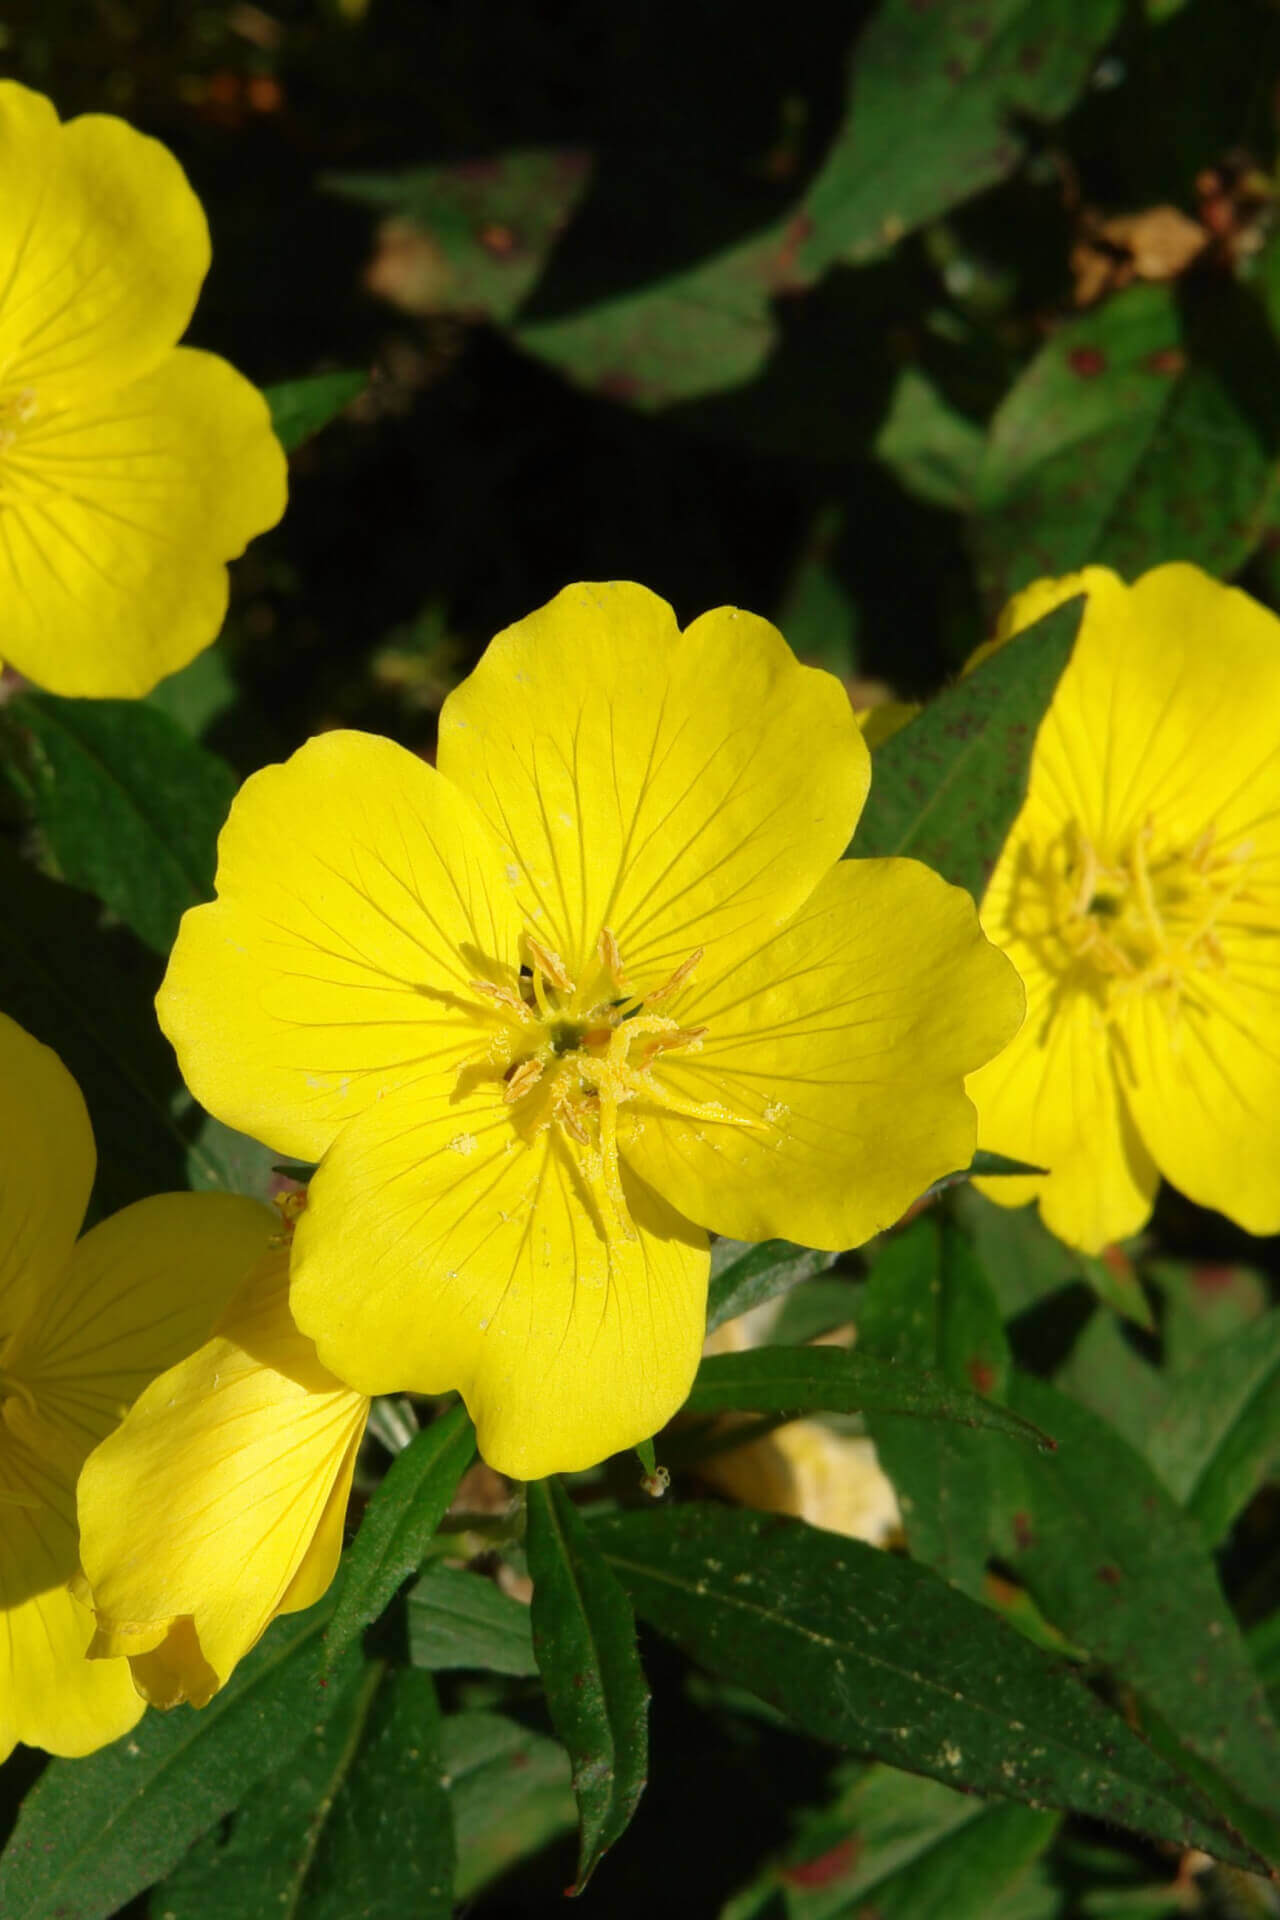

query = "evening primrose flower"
(0, 1011), (269, 1756)
(969, 563), (1280, 1252)
(76, 1223), (370, 1708)
(0, 82), (286, 697)
(158, 582), (1023, 1479)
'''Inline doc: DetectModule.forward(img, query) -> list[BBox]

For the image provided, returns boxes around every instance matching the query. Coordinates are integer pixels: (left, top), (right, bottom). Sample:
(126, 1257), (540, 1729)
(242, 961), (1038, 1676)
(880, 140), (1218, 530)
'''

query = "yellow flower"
(969, 563), (1280, 1252)
(158, 582), (1023, 1479)
(76, 1231), (370, 1707)
(0, 1011), (269, 1756)
(0, 83), (286, 697)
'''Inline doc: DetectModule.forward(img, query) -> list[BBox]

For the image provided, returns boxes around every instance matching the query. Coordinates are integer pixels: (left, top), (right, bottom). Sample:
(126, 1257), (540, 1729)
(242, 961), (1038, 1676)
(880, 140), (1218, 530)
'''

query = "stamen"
(503, 1057), (545, 1104)
(598, 926), (630, 991)
(526, 937), (574, 995)
(470, 978), (538, 1024)
(646, 946), (704, 1006)
(642, 1024), (707, 1065)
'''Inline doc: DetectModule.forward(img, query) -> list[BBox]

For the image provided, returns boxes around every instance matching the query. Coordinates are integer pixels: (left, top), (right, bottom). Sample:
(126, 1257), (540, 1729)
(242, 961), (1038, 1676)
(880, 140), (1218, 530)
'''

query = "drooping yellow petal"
(0, 83), (209, 401)
(967, 952), (1158, 1252)
(1116, 928), (1280, 1236)
(76, 1247), (369, 1707)
(291, 1080), (709, 1479)
(0, 346), (286, 697)
(159, 729), (523, 1162)
(4, 1191), (272, 1477)
(620, 858), (1024, 1250)
(0, 1012), (93, 1337)
(0, 1440), (141, 1759)
(437, 582), (869, 991)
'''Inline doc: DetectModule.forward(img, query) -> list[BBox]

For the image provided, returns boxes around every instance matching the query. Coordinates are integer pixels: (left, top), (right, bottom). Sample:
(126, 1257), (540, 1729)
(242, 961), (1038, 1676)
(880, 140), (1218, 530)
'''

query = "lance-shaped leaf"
(1, 695), (235, 957)
(799, 0), (1125, 273)
(857, 1217), (1011, 1597)
(706, 1238), (840, 1336)
(850, 596), (1082, 900)
(998, 1375), (1280, 1868)
(594, 1505), (1264, 1872)
(407, 1562), (537, 1676)
(155, 1665), (453, 1920)
(265, 370), (368, 453)
(0, 1600), (359, 1920)
(684, 1344), (1049, 1450)
(972, 281), (1280, 611)
(1145, 1307), (1280, 1547)
(527, 1477), (649, 1891)
(441, 1713), (575, 1902)
(326, 1402), (475, 1661)
(725, 1763), (1057, 1920)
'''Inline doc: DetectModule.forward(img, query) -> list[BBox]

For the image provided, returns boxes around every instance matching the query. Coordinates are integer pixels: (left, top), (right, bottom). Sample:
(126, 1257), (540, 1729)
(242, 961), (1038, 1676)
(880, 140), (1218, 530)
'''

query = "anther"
(646, 946), (704, 1006)
(503, 1057), (545, 1104)
(598, 927), (630, 991)
(525, 937), (574, 995)
(471, 978), (538, 1023)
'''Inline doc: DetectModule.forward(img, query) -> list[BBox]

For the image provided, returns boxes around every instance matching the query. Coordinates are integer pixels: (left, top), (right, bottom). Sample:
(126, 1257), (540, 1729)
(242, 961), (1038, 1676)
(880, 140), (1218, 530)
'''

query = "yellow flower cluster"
(2, 80), (1278, 1770)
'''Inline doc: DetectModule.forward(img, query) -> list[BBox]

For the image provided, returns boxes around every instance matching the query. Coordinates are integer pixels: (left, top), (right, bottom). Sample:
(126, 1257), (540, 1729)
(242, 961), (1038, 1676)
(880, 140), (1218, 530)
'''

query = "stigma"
(464, 927), (755, 1238)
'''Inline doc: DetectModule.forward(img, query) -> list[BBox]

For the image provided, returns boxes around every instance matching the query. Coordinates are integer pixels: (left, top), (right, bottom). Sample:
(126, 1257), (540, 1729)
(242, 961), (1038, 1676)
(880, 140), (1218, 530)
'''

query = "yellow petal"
(4, 1191), (273, 1477)
(967, 948), (1158, 1251)
(291, 1081), (709, 1479)
(0, 346), (286, 697)
(0, 1012), (93, 1337)
(0, 83), (209, 401)
(1002, 564), (1280, 863)
(621, 858), (1024, 1249)
(76, 1247), (369, 1706)
(1116, 929), (1280, 1236)
(701, 1423), (901, 1546)
(0, 1442), (141, 1759)
(437, 582), (869, 991)
(158, 729), (522, 1162)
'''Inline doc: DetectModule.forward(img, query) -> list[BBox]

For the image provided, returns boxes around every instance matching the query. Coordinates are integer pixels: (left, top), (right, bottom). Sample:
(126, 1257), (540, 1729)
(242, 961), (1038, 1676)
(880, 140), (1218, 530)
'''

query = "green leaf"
(514, 214), (806, 408)
(526, 1477), (648, 1890)
(725, 1763), (1057, 1920)
(594, 1504), (1263, 1869)
(685, 1343), (1048, 1451)
(407, 1561), (537, 1675)
(799, 0), (1124, 273)
(1, 695), (234, 956)
(326, 150), (593, 325)
(1145, 1307), (1280, 1547)
(997, 1374), (1280, 1866)
(706, 1239), (840, 1336)
(153, 1664), (453, 1920)
(875, 367), (986, 512)
(1148, 1257), (1270, 1376)
(326, 1403), (475, 1662)
(0, 1600), (359, 1920)
(1076, 1248), (1156, 1334)
(1054, 1311), (1169, 1456)
(972, 282), (1280, 611)
(0, 844), (195, 1215)
(851, 595), (1082, 900)
(857, 1218), (1011, 1596)
(265, 370), (368, 453)
(439, 1712), (574, 1902)
(952, 1189), (1083, 1321)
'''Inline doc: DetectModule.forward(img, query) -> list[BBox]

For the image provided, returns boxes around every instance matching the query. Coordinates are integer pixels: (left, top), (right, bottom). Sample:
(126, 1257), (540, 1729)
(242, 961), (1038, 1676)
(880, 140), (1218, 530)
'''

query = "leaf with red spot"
(972, 281), (1280, 610)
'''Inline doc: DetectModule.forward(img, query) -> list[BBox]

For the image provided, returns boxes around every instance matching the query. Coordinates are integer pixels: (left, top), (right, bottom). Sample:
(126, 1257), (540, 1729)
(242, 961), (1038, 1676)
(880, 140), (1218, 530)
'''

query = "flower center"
(1051, 818), (1253, 1005)
(465, 928), (754, 1238)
